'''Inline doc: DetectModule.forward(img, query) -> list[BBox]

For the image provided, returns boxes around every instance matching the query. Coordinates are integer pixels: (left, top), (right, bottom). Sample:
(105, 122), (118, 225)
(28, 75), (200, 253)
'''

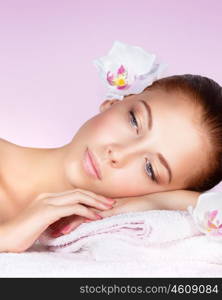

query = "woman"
(0, 74), (222, 252)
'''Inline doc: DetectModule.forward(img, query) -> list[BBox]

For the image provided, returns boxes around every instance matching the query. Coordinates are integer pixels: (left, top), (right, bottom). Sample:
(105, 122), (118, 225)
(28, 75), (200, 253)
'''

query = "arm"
(142, 189), (200, 210)
(100, 189), (201, 217)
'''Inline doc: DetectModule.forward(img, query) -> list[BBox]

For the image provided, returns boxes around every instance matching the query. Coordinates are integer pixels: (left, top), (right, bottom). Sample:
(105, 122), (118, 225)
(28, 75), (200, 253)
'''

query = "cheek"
(103, 173), (156, 197)
(87, 112), (126, 142)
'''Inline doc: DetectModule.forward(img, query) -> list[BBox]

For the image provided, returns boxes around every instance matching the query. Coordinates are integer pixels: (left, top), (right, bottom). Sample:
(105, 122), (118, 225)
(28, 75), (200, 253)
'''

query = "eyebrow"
(139, 99), (172, 184)
(157, 153), (172, 184)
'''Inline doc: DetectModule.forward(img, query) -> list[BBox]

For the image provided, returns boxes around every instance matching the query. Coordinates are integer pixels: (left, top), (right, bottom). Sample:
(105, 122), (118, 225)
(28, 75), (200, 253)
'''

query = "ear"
(99, 99), (121, 113)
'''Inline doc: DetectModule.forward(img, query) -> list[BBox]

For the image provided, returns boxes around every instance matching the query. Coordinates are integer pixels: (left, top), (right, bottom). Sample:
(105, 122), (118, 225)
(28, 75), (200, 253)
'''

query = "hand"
(51, 195), (153, 237)
(52, 189), (201, 237)
(0, 189), (115, 253)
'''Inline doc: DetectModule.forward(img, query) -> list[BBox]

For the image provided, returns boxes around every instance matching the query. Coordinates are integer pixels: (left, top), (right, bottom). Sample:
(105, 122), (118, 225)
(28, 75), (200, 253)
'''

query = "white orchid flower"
(188, 192), (222, 241)
(93, 40), (168, 100)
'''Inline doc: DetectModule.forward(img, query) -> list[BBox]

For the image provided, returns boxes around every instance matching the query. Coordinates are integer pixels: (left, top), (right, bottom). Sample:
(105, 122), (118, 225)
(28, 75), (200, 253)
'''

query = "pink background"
(0, 0), (222, 190)
(0, 0), (221, 189)
(0, 0), (222, 147)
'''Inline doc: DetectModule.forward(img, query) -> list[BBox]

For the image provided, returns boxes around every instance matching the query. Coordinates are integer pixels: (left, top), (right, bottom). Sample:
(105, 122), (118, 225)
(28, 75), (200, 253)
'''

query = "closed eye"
(129, 110), (139, 133)
(145, 158), (157, 182)
(129, 109), (158, 183)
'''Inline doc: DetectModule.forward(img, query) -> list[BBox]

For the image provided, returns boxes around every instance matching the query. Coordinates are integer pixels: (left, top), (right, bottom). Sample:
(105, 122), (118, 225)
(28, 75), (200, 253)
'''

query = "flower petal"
(190, 192), (222, 240)
(209, 210), (218, 221)
(93, 40), (167, 100)
(207, 221), (217, 229)
(117, 64), (126, 75)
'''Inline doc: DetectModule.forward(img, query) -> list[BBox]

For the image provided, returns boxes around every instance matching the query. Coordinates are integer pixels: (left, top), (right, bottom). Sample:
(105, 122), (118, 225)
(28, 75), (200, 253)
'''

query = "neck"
(0, 138), (74, 206)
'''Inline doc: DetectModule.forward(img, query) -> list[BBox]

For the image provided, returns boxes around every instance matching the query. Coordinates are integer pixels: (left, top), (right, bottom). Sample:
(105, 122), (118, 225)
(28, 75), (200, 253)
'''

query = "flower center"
(106, 64), (129, 90)
(114, 76), (126, 87)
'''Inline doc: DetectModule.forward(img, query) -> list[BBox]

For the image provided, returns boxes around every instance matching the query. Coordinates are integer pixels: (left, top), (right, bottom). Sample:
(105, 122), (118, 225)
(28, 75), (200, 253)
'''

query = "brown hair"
(144, 74), (222, 193)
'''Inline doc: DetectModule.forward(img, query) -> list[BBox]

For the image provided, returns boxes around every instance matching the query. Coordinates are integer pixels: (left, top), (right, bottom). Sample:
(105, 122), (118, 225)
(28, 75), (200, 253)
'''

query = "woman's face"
(64, 88), (207, 197)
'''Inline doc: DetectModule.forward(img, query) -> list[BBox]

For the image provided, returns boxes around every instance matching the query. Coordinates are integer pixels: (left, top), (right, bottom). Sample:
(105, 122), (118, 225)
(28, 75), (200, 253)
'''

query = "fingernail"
(104, 203), (113, 208)
(95, 214), (103, 219)
(60, 225), (71, 234)
(51, 231), (62, 238)
(106, 198), (115, 202)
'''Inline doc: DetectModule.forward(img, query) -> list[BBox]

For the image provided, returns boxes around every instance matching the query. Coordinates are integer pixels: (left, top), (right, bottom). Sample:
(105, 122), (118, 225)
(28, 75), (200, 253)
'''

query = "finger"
(36, 189), (76, 199)
(49, 215), (74, 231)
(49, 217), (67, 230)
(74, 189), (116, 205)
(47, 192), (115, 211)
(99, 202), (136, 218)
(60, 217), (85, 234)
(77, 196), (114, 211)
(99, 207), (117, 218)
(98, 199), (133, 218)
(86, 206), (112, 217)
(57, 215), (83, 231)
(54, 203), (103, 221)
(38, 188), (116, 205)
(51, 216), (85, 237)
(54, 208), (101, 231)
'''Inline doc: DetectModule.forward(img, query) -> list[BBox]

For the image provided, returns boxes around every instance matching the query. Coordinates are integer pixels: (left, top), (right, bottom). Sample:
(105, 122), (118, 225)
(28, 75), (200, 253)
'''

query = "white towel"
(39, 210), (201, 254)
(1, 210), (222, 277)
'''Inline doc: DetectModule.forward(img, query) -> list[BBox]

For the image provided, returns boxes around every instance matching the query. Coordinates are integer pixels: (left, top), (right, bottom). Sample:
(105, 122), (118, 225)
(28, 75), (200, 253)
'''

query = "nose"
(106, 143), (149, 168)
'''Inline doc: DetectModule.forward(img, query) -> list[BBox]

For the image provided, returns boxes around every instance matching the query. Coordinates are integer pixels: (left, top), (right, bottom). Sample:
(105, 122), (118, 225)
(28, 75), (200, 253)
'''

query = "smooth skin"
(0, 188), (115, 252)
(49, 189), (200, 238)
(0, 88), (206, 251)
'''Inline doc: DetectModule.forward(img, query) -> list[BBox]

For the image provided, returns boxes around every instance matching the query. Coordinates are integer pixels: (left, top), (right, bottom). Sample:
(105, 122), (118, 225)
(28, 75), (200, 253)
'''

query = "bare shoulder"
(0, 138), (8, 145)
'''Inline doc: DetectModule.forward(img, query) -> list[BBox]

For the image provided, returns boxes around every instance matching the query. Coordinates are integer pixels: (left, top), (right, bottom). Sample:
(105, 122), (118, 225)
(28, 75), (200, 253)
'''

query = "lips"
(86, 148), (102, 180)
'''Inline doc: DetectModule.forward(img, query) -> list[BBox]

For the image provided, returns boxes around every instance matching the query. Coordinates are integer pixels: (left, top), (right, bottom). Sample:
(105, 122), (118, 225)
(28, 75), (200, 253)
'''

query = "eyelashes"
(129, 110), (139, 133)
(145, 158), (157, 182)
(129, 109), (157, 183)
